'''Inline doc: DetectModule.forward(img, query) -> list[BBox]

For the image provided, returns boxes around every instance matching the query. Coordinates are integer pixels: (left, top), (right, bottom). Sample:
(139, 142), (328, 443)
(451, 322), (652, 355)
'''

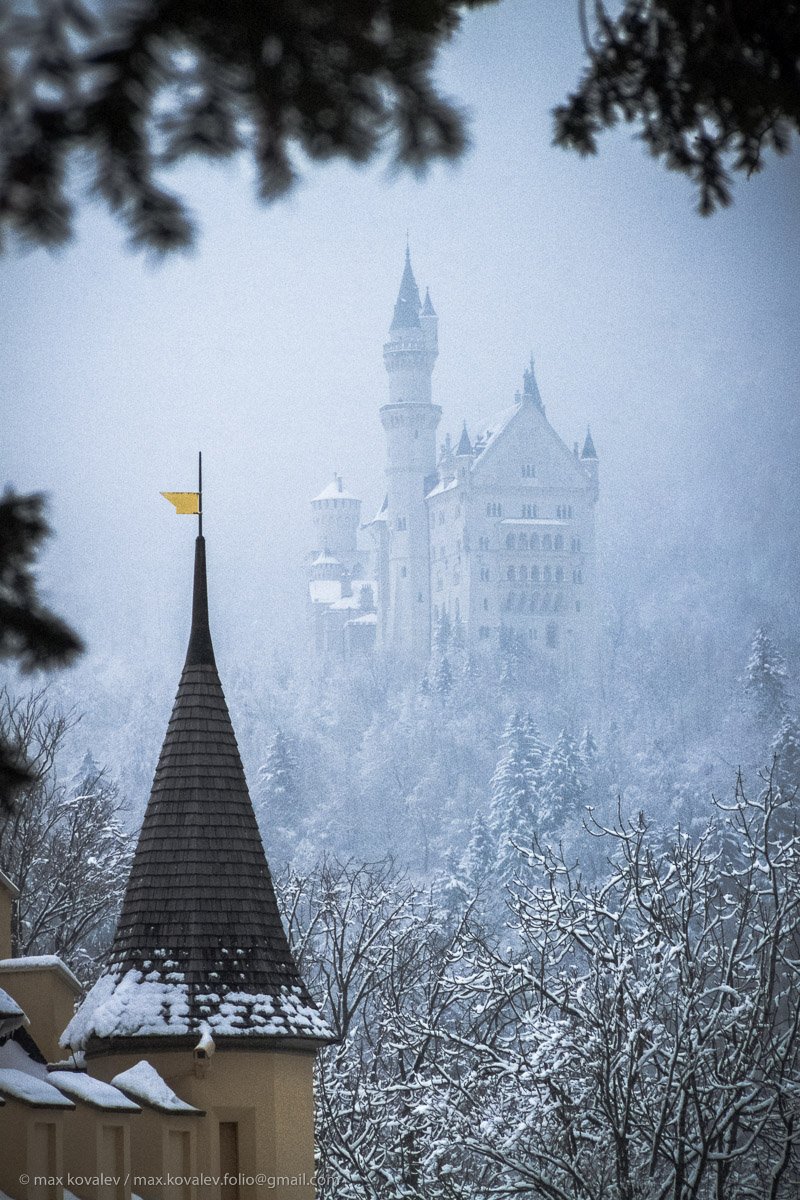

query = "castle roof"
(64, 536), (332, 1053)
(389, 248), (422, 331)
(581, 427), (598, 459)
(421, 287), (436, 317)
(456, 423), (472, 456)
(312, 476), (359, 503)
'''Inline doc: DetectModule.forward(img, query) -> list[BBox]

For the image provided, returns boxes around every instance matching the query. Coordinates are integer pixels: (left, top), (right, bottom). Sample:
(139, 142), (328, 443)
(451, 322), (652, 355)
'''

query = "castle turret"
(62, 532), (332, 1196)
(311, 474), (361, 561)
(581, 426), (599, 500)
(380, 249), (441, 661)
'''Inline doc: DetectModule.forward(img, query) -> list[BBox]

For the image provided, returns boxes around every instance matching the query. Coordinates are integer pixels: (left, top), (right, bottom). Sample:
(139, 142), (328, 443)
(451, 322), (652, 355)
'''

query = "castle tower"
(310, 474), (361, 562)
(380, 249), (441, 660)
(63, 533), (332, 1199)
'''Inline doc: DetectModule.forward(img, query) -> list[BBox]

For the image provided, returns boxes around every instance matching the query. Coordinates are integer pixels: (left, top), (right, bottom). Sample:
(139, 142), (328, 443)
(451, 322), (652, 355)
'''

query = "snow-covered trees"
(745, 627), (790, 725)
(540, 728), (587, 830)
(0, 689), (131, 981)
(281, 778), (800, 1199)
(257, 727), (303, 860)
(488, 713), (541, 877)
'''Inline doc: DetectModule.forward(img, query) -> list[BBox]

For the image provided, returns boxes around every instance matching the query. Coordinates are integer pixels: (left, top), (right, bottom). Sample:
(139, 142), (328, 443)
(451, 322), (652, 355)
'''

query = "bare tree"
(0, 687), (132, 982)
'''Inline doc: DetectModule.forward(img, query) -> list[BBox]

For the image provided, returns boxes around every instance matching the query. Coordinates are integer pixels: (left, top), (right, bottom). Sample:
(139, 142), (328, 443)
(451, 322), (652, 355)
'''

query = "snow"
(61, 967), (190, 1049)
(47, 1069), (141, 1112)
(309, 579), (344, 604)
(312, 480), (359, 503)
(0, 986), (25, 1039)
(63, 967), (332, 1047)
(0, 1068), (75, 1108)
(111, 1061), (201, 1113)
(0, 955), (82, 991)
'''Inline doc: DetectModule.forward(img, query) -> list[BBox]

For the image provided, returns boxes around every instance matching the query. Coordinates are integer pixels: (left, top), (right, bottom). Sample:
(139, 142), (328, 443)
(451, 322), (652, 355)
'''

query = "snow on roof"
(61, 969), (190, 1050)
(347, 613), (378, 626)
(47, 1069), (141, 1112)
(0, 987), (25, 1039)
(311, 551), (341, 566)
(472, 402), (520, 458)
(62, 967), (333, 1049)
(309, 579), (343, 604)
(426, 478), (457, 498)
(0, 1068), (75, 1108)
(0, 955), (82, 994)
(312, 480), (359, 503)
(111, 1061), (201, 1114)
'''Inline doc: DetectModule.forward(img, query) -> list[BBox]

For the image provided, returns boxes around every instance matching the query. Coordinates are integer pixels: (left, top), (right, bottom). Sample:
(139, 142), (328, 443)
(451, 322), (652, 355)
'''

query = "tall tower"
(380, 249), (441, 661)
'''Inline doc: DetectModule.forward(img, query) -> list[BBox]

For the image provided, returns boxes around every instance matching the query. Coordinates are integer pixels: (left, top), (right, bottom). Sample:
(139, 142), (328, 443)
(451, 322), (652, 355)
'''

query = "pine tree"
(489, 713), (539, 875)
(745, 628), (789, 724)
(432, 655), (453, 696)
(541, 730), (587, 832)
(771, 714), (800, 804)
(460, 812), (496, 883)
(258, 728), (301, 857)
(521, 713), (548, 778)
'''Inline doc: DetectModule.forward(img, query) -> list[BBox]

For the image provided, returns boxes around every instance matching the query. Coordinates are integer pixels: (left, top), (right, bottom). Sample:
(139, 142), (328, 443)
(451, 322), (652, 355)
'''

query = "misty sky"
(2, 0), (799, 679)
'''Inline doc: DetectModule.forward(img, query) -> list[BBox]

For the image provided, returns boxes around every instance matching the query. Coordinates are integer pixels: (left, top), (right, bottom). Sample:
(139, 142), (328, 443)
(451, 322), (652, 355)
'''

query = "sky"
(2, 0), (799, 683)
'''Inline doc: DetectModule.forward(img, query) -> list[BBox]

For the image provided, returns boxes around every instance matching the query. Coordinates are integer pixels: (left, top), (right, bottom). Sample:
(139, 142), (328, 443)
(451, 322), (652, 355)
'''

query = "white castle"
(307, 250), (599, 675)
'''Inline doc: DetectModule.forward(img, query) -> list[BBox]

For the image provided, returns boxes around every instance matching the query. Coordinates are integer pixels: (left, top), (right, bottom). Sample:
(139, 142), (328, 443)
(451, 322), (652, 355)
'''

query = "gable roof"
(389, 248), (422, 331)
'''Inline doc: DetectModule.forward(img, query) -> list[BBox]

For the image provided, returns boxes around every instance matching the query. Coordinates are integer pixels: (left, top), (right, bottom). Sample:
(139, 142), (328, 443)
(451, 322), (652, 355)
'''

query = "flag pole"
(198, 450), (203, 538)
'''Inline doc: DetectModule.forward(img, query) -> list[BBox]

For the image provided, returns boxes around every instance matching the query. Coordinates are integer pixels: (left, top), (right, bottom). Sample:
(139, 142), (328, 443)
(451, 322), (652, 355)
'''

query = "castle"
(308, 250), (599, 677)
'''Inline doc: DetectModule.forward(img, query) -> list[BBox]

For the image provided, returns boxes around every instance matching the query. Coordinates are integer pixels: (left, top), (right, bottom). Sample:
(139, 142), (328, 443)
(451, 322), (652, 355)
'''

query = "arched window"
(543, 534), (552, 550)
(554, 535), (564, 550)
(506, 533), (516, 550)
(531, 565), (540, 583)
(518, 533), (528, 551)
(546, 621), (558, 648)
(507, 566), (516, 581)
(519, 565), (528, 582)
(543, 566), (552, 583)
(555, 566), (564, 583)
(530, 534), (539, 550)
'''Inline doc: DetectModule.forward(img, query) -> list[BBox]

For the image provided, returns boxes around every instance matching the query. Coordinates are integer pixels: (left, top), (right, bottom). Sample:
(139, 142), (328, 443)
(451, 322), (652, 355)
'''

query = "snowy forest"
(1, 609), (799, 1196)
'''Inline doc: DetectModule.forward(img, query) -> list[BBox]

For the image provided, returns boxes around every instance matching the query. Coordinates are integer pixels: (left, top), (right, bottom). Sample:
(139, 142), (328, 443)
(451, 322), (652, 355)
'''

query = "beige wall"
(0, 1101), (66, 1200)
(89, 1047), (318, 1200)
(0, 966), (82, 1064)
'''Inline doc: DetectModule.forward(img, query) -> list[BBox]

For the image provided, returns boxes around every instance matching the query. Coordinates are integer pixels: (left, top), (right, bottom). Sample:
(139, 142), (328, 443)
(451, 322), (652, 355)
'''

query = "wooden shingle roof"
(65, 537), (331, 1052)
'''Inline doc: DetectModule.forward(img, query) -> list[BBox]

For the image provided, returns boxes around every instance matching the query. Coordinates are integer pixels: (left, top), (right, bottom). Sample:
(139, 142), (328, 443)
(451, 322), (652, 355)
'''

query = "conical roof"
(581, 427), (598, 459)
(456, 422), (472, 456)
(390, 247), (422, 331)
(421, 287), (436, 316)
(63, 537), (331, 1053)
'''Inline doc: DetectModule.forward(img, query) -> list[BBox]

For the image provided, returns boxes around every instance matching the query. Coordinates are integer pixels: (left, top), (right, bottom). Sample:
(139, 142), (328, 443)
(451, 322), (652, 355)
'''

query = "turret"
(379, 248), (442, 662)
(522, 355), (544, 410)
(455, 422), (473, 487)
(310, 474), (361, 560)
(581, 426), (599, 500)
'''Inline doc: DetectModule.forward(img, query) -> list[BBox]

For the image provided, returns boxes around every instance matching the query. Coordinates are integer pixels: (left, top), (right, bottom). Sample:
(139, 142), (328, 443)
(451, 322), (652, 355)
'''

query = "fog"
(1, 0), (798, 802)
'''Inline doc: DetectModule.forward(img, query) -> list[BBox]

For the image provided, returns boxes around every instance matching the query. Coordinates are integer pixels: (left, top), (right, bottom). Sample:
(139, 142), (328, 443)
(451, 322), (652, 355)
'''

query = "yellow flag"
(161, 491), (200, 515)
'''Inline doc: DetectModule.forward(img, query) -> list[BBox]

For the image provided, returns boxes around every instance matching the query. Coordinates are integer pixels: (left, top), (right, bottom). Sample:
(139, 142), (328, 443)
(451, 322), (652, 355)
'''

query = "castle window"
(530, 534), (539, 550)
(518, 533), (528, 551)
(507, 566), (516, 581)
(400, 566), (407, 577)
(543, 566), (552, 583)
(483, 597), (489, 611)
(455, 598), (461, 619)
(568, 505), (574, 518)
(507, 592), (515, 610)
(479, 536), (490, 550)
(522, 504), (537, 518)
(555, 567), (564, 583)
(479, 625), (490, 639)
(531, 565), (540, 583)
(418, 592), (423, 602)
(480, 567), (490, 581)
(520, 565), (528, 582)
(396, 516), (407, 531)
(438, 511), (445, 525)
(436, 576), (443, 591)
(529, 597), (537, 613)
(522, 464), (536, 477)
(543, 534), (552, 550)
(506, 533), (515, 550)
(554, 593), (564, 610)
(517, 594), (526, 611)
(554, 535), (564, 550)
(575, 600), (581, 612)
(546, 621), (558, 648)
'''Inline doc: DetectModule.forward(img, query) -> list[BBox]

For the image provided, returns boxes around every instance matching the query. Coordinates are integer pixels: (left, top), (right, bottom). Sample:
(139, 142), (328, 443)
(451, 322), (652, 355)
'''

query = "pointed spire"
(522, 355), (543, 408)
(390, 246), (422, 331)
(421, 287), (436, 316)
(581, 426), (598, 459)
(456, 421), (472, 456)
(64, 535), (331, 1053)
(184, 536), (215, 668)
